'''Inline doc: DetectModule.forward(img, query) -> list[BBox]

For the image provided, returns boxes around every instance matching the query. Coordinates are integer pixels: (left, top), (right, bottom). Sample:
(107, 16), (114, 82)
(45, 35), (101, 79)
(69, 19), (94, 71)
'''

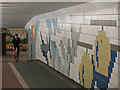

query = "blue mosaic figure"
(41, 40), (49, 64)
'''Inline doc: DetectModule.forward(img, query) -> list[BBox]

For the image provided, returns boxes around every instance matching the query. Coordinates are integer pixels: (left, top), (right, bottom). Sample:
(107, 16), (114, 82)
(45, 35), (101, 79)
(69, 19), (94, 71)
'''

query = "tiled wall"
(27, 22), (39, 60)
(27, 6), (119, 89)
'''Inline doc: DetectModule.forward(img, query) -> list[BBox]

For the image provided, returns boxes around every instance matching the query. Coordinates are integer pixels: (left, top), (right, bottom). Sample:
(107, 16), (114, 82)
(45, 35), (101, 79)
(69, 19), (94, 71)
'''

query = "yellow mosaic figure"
(93, 31), (111, 77)
(79, 31), (112, 88)
(79, 52), (93, 88)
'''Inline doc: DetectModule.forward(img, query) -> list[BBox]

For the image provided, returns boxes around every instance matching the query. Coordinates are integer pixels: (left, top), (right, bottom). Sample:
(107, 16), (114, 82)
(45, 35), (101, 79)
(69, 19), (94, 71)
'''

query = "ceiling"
(1, 2), (85, 29)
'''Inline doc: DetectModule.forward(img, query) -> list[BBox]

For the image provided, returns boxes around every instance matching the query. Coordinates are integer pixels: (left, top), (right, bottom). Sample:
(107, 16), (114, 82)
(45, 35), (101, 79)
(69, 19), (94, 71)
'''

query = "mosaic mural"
(6, 29), (27, 50)
(27, 21), (39, 60)
(27, 7), (119, 89)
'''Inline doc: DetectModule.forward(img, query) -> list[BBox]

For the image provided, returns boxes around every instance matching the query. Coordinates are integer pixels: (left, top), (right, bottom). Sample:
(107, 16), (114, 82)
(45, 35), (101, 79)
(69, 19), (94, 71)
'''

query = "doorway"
(2, 28), (27, 62)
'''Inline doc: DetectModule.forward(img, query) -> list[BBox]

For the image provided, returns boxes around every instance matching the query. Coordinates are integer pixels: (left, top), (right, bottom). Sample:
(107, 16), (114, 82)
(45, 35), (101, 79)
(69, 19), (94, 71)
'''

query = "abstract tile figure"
(33, 21), (39, 60)
(79, 52), (93, 88)
(27, 29), (30, 60)
(91, 31), (117, 89)
(30, 27), (33, 60)
(52, 18), (60, 33)
(27, 21), (39, 60)
(46, 19), (61, 64)
(40, 32), (49, 64)
(79, 31), (117, 89)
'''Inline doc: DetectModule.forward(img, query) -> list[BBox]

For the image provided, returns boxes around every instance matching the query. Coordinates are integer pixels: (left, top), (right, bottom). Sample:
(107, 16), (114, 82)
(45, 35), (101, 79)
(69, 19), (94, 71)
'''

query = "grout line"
(8, 63), (29, 88)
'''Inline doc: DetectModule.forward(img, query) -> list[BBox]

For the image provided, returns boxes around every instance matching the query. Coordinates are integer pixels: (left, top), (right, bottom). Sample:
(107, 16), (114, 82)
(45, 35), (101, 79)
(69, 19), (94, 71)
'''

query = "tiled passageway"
(1, 2), (119, 89)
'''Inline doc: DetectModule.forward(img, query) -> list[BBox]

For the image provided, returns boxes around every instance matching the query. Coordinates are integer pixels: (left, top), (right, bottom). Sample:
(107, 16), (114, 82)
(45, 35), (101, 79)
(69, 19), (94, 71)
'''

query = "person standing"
(12, 33), (21, 62)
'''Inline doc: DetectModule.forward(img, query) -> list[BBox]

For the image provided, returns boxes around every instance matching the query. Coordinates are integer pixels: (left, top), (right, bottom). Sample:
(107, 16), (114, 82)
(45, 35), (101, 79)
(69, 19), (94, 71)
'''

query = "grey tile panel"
(67, 46), (71, 54)
(60, 40), (65, 59)
(72, 40), (75, 48)
(77, 41), (93, 49)
(41, 44), (49, 53)
(71, 31), (80, 41)
(77, 41), (120, 52)
(70, 47), (75, 57)
(65, 52), (68, 61)
(90, 20), (117, 27)
(72, 40), (78, 57)
(52, 56), (56, 68)
(74, 41), (78, 57)
(68, 39), (70, 47)
(111, 44), (120, 52)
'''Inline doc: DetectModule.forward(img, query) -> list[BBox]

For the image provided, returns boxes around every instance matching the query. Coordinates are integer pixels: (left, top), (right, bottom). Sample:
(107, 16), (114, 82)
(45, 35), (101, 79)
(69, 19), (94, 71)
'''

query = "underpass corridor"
(1, 1), (120, 89)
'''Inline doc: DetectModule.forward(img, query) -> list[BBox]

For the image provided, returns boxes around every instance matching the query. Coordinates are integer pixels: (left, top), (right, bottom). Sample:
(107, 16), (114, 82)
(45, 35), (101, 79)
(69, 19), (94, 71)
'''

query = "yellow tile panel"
(79, 52), (93, 88)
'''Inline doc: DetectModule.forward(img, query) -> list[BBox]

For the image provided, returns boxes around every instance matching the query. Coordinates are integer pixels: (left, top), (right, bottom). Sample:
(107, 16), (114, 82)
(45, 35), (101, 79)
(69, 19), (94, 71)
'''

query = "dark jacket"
(12, 37), (20, 46)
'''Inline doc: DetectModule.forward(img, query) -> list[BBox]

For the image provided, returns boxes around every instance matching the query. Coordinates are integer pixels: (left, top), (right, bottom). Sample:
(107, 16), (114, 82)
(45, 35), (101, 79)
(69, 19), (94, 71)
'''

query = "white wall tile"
(71, 24), (80, 32)
(110, 73), (118, 88)
(70, 63), (79, 75)
(104, 26), (118, 39)
(63, 24), (71, 31)
(70, 70), (79, 83)
(56, 31), (64, 38)
(64, 31), (71, 39)
(77, 49), (84, 60)
(109, 38), (119, 45)
(79, 33), (96, 45)
(51, 35), (62, 43)
(77, 46), (86, 53)
(113, 62), (118, 76)
(74, 57), (82, 67)
(88, 49), (94, 55)
(108, 83), (116, 88)
(81, 25), (101, 36)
